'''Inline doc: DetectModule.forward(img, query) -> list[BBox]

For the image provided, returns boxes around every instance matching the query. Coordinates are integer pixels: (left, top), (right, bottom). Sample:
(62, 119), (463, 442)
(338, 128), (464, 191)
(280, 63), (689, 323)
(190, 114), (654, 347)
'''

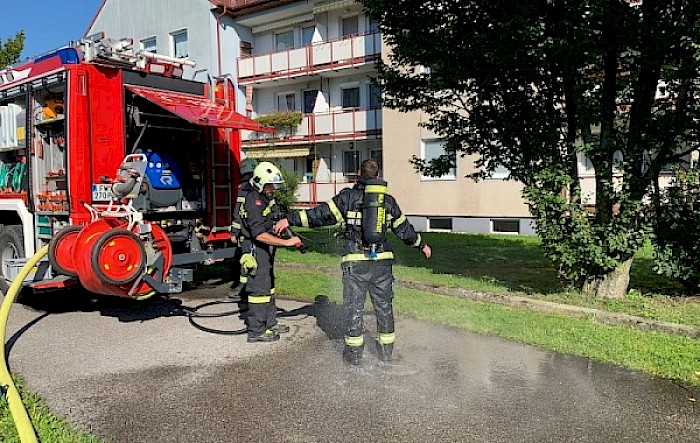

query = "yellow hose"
(0, 245), (47, 443)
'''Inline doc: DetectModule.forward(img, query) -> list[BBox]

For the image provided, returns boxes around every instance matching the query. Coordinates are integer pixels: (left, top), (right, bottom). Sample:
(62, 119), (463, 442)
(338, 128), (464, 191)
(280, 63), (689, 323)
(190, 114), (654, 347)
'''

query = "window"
(613, 150), (624, 173)
(492, 219), (520, 234)
(342, 16), (359, 37)
(491, 163), (509, 179)
(368, 17), (379, 33)
(579, 152), (595, 173)
(171, 30), (188, 58)
(429, 218), (453, 231)
(421, 139), (456, 180)
(240, 41), (252, 57)
(343, 148), (360, 175)
(368, 83), (381, 109)
(342, 86), (360, 109)
(301, 26), (315, 46)
(277, 92), (296, 112)
(303, 89), (318, 114)
(141, 37), (157, 53)
(275, 30), (294, 51)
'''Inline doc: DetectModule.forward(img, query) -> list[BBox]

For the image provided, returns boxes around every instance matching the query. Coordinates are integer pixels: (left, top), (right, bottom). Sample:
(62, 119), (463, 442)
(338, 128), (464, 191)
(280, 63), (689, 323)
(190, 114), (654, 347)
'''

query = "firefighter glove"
(240, 253), (258, 276)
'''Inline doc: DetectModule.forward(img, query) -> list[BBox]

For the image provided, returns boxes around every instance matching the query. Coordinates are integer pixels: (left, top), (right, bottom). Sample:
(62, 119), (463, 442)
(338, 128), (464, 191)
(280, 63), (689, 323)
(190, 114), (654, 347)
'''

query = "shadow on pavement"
(14, 287), (348, 340)
(274, 295), (346, 340)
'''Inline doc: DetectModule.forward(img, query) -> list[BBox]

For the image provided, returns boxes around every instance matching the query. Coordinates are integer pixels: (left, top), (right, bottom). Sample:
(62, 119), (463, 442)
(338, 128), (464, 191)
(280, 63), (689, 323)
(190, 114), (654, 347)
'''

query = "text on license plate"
(91, 184), (113, 201)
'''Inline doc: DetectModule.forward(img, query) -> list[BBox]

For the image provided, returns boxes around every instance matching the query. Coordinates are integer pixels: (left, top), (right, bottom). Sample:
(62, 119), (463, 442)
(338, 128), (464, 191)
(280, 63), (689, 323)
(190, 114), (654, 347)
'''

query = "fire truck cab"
(0, 35), (263, 298)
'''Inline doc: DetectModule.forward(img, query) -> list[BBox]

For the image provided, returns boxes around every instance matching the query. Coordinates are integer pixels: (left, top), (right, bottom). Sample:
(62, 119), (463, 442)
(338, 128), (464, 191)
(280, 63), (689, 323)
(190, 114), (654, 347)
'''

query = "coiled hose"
(0, 245), (46, 443)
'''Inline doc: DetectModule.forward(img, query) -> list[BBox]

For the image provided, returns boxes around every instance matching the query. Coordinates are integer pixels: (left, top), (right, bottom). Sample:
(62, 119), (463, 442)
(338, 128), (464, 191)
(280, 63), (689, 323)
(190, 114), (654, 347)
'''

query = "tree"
(360, 0), (700, 298)
(273, 161), (300, 216)
(0, 31), (25, 68)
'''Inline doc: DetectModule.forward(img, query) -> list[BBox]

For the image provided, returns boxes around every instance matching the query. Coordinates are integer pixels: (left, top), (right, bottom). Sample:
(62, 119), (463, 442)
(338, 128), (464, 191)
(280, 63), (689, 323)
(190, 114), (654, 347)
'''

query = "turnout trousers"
(244, 244), (278, 337)
(341, 260), (395, 350)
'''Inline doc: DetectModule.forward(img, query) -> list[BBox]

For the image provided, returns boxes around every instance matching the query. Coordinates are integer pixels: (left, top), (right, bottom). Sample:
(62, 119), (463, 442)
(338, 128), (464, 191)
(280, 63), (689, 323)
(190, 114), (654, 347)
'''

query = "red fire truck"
(0, 35), (264, 298)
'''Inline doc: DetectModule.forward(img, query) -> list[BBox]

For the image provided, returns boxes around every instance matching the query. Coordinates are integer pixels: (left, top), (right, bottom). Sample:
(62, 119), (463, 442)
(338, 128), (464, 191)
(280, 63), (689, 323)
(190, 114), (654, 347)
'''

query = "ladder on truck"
(209, 76), (240, 234)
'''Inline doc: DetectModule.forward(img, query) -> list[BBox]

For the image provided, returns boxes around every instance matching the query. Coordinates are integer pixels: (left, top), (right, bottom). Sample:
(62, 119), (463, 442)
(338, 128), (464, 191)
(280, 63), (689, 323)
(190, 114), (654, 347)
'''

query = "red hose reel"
(49, 219), (172, 298)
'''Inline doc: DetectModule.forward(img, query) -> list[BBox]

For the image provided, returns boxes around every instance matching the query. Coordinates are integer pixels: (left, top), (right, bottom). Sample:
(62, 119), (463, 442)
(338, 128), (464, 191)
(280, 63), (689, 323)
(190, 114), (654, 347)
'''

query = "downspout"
(216, 5), (238, 113)
(216, 5), (228, 77)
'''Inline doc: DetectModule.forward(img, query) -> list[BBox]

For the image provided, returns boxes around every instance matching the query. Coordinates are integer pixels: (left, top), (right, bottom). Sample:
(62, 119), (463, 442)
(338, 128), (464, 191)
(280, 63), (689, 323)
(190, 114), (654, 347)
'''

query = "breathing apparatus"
(239, 158), (258, 177)
(360, 179), (388, 258)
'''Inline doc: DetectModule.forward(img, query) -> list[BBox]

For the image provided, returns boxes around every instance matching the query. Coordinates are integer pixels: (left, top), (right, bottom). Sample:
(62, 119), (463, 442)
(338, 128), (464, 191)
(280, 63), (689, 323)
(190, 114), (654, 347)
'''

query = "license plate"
(91, 184), (113, 202)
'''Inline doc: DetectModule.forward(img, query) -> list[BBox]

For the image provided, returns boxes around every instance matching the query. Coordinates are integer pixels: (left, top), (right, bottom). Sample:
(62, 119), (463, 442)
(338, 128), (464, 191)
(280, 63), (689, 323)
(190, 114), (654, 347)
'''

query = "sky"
(1, 0), (104, 62)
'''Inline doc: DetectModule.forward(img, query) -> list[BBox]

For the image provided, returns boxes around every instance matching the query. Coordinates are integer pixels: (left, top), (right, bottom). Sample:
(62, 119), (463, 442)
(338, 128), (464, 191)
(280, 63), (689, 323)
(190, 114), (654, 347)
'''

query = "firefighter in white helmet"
(228, 157), (258, 299)
(275, 159), (431, 363)
(240, 161), (300, 342)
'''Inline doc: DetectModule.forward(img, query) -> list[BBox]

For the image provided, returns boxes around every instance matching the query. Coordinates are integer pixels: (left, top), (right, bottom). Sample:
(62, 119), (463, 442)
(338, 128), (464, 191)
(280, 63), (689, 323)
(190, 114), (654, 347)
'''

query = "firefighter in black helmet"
(275, 159), (431, 363)
(229, 157), (258, 298)
(241, 162), (301, 342)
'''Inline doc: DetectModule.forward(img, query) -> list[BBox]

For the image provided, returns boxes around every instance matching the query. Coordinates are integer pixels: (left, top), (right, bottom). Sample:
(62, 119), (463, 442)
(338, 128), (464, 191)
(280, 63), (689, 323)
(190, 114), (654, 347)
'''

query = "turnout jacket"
(287, 178), (425, 262)
(231, 181), (255, 244)
(242, 186), (281, 244)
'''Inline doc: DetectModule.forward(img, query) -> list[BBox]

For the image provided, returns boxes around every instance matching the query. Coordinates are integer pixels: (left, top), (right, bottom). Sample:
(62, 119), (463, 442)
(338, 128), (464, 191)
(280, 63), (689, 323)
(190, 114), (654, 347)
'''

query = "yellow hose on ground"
(0, 245), (47, 443)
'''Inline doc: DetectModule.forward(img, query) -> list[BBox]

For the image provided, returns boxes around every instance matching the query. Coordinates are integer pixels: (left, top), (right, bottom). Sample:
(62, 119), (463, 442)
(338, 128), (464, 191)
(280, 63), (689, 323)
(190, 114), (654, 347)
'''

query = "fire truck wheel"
(0, 225), (25, 294)
(91, 229), (146, 286)
(48, 225), (83, 277)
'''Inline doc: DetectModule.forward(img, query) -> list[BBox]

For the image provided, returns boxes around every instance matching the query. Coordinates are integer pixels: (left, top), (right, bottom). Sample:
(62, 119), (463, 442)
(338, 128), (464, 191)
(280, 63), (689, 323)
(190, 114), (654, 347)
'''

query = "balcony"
(238, 31), (381, 85)
(243, 107), (382, 146)
(210, 0), (298, 17)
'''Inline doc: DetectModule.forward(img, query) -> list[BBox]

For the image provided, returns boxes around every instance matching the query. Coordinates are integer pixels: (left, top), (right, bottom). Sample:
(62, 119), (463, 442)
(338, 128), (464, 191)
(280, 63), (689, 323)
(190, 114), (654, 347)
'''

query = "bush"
(273, 162), (300, 215)
(652, 169), (700, 291)
(255, 111), (303, 129)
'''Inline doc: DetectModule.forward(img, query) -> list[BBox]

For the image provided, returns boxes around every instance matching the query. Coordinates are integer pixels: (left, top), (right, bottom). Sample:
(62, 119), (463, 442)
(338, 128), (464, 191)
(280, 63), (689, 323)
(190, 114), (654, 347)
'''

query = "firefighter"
(274, 159), (431, 364)
(241, 162), (301, 342)
(228, 157), (258, 299)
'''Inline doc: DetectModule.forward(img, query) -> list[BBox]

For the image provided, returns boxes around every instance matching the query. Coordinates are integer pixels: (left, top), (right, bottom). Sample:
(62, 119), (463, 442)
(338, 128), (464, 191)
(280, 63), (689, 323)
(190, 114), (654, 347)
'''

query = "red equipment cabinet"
(0, 36), (267, 298)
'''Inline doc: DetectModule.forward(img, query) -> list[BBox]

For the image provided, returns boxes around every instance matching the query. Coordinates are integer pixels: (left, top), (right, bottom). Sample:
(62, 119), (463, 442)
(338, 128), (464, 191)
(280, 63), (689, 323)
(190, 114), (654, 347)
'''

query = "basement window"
(492, 219), (519, 234)
(429, 217), (453, 232)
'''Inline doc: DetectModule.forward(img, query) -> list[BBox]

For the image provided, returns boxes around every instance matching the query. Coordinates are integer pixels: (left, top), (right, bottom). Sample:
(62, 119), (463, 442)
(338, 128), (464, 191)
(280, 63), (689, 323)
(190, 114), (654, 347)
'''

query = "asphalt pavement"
(4, 283), (699, 443)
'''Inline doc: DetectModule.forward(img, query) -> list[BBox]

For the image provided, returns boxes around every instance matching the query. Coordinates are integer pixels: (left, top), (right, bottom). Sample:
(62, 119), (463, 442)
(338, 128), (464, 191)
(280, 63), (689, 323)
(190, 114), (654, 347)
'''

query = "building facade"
(87, 0), (539, 234)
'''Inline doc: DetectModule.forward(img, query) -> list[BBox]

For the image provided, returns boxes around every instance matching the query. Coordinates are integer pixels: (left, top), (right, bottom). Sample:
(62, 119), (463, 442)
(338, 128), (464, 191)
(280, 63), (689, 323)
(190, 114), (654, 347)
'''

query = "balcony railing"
(238, 31), (381, 83)
(211, 0), (295, 12)
(214, 0), (271, 6)
(243, 108), (382, 146)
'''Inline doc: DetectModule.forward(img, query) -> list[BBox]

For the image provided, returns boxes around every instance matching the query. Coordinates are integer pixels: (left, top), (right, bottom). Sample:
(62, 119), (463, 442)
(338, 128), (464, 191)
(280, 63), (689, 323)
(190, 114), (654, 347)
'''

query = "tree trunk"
(581, 258), (633, 299)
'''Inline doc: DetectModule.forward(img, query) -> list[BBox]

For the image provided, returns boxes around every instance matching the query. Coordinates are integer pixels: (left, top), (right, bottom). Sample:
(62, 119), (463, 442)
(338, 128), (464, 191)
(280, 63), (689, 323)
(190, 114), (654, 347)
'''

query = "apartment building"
(224, 0), (383, 205)
(87, 0), (538, 234)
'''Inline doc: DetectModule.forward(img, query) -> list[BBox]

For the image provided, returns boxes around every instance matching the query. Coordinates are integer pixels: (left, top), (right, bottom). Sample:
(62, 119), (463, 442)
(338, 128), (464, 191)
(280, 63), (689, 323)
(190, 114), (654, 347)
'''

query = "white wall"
(88, 0), (215, 81)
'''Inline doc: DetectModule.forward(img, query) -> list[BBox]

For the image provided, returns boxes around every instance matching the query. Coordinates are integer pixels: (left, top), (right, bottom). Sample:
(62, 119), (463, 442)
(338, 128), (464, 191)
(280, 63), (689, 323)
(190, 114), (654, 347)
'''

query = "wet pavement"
(4, 285), (699, 443)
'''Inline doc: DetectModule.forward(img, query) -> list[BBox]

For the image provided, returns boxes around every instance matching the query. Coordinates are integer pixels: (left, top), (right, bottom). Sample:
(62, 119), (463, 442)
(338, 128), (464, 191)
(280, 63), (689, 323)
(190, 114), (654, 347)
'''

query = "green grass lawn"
(273, 229), (700, 327)
(0, 376), (105, 443)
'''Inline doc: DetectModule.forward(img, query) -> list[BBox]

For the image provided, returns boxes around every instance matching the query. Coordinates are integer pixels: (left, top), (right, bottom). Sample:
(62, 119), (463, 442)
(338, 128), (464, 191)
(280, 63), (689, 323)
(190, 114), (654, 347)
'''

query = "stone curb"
(277, 262), (700, 339)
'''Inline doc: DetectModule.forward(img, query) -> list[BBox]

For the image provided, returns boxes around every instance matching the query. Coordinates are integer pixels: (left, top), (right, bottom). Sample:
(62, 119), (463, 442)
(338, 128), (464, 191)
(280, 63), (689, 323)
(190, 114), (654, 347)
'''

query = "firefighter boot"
(377, 343), (394, 362)
(247, 329), (280, 343)
(343, 345), (363, 366)
(271, 323), (290, 334)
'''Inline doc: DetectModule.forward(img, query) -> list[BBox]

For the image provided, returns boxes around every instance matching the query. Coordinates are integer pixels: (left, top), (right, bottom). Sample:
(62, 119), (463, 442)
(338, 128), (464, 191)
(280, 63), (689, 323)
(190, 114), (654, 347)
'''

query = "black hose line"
(174, 298), (249, 335)
(175, 297), (307, 336)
